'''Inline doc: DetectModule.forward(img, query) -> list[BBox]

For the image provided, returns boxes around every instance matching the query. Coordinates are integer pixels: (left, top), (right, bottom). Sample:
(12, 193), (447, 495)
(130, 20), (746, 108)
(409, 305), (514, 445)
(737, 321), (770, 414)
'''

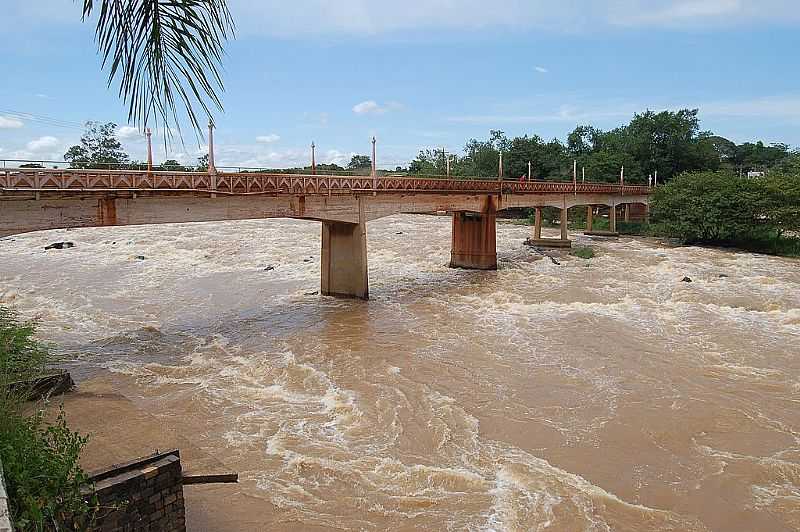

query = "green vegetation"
(80, 0), (234, 138)
(650, 171), (800, 256)
(407, 109), (794, 182)
(571, 247), (595, 259)
(0, 307), (95, 530)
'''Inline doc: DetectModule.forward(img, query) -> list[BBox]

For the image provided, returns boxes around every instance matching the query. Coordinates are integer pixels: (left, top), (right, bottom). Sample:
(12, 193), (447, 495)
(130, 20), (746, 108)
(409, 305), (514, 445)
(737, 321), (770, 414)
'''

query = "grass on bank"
(571, 246), (595, 259)
(0, 306), (96, 530)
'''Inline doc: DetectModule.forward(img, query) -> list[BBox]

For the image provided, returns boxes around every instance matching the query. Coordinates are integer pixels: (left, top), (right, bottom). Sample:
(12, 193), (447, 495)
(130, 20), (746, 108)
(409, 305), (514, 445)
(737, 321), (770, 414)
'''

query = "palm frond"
(82, 0), (235, 141)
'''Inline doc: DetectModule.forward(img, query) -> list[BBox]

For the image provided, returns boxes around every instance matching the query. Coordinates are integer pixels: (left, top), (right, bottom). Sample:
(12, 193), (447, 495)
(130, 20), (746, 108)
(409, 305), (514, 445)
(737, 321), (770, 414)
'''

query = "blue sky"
(2, 0), (799, 168)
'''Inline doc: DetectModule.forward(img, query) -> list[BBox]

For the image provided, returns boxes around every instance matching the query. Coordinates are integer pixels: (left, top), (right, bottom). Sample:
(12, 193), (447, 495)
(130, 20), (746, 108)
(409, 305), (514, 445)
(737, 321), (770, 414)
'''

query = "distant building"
(747, 171), (765, 178)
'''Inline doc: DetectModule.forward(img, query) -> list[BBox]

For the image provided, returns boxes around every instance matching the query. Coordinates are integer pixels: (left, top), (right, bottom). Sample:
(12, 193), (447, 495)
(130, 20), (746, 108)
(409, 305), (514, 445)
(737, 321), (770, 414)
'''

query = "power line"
(0, 108), (87, 131)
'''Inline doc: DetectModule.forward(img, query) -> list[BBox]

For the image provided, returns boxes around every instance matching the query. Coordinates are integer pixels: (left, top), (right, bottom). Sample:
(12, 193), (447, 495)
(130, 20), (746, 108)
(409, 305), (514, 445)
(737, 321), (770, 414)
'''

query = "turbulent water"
(1, 215), (799, 531)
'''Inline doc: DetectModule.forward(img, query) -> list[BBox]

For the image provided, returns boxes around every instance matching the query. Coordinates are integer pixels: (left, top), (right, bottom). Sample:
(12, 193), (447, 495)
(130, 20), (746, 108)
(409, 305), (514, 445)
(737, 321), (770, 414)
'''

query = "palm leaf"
(81, 0), (234, 141)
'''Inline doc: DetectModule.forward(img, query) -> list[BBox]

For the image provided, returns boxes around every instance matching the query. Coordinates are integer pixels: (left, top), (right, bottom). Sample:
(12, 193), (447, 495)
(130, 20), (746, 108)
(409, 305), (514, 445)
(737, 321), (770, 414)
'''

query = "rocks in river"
(681, 276), (692, 283)
(263, 265), (275, 271)
(395, 231), (404, 235)
(718, 273), (729, 278)
(303, 258), (312, 263)
(134, 255), (146, 261)
(304, 290), (319, 296)
(44, 242), (74, 250)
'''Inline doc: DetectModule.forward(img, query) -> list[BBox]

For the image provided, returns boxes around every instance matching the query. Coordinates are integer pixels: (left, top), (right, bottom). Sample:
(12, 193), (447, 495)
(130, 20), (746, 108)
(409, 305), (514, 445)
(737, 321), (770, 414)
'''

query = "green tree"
(650, 171), (772, 242)
(347, 155), (372, 170)
(64, 122), (130, 169)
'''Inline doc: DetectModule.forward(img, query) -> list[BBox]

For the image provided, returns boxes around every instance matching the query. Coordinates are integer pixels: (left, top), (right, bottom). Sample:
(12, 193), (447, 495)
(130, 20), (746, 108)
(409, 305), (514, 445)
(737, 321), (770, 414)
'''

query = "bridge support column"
(610, 204), (617, 233)
(321, 220), (369, 299)
(624, 204), (630, 222)
(586, 206), (593, 231)
(528, 206), (572, 248)
(533, 208), (542, 239)
(450, 200), (497, 270)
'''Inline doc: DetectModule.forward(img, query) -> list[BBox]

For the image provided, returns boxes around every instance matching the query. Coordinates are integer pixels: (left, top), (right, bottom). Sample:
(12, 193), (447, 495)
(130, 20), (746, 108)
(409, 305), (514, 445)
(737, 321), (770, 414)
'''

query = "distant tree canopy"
(408, 108), (794, 183)
(347, 155), (372, 170)
(64, 122), (129, 169)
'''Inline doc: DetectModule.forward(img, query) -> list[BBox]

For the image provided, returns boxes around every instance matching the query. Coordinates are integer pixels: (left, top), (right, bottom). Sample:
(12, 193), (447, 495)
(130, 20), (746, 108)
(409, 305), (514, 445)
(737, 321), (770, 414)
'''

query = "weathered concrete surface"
(0, 192), (651, 239)
(320, 220), (369, 299)
(584, 230), (620, 237)
(527, 238), (573, 248)
(450, 196), (497, 270)
(0, 457), (10, 532)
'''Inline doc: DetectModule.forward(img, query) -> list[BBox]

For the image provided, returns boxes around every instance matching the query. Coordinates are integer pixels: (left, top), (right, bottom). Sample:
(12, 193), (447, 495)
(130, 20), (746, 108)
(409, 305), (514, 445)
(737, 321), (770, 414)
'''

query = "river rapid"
(1, 214), (799, 531)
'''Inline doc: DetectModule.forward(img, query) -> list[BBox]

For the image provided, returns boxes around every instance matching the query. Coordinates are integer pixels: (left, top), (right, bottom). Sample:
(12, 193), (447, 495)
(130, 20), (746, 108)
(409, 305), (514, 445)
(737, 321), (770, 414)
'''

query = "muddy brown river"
(1, 215), (799, 531)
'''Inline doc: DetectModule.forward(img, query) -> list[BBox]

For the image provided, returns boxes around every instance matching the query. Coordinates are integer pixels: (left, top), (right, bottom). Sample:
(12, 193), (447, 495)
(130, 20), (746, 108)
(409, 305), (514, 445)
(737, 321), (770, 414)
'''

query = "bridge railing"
(0, 166), (651, 196)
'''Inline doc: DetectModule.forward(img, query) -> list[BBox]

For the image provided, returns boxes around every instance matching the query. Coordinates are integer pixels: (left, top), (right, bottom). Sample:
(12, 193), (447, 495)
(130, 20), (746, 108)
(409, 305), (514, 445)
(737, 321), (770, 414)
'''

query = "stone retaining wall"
(90, 450), (185, 532)
(0, 458), (11, 532)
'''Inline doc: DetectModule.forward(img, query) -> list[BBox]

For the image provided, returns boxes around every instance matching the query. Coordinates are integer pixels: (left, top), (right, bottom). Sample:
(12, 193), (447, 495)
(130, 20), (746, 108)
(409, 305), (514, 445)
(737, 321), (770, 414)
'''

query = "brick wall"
(90, 450), (186, 532)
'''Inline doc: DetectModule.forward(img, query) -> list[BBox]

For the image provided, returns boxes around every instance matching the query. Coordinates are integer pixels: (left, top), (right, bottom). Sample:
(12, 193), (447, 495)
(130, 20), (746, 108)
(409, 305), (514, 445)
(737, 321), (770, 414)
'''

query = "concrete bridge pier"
(529, 206), (572, 248)
(585, 204), (620, 237)
(450, 197), (497, 270)
(321, 220), (369, 299)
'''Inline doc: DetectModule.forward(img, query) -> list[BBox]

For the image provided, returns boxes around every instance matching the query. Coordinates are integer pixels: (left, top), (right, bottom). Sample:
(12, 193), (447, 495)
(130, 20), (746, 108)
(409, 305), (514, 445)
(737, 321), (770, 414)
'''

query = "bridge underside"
(0, 192), (649, 299)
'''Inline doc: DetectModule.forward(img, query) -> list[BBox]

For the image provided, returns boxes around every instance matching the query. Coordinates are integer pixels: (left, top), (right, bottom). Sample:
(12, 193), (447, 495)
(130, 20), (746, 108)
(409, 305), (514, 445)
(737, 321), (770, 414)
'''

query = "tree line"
(407, 109), (798, 183)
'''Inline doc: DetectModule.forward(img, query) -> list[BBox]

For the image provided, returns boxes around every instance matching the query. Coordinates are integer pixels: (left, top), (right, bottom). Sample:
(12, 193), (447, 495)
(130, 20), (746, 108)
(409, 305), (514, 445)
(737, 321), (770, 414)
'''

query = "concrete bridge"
(1, 167), (651, 299)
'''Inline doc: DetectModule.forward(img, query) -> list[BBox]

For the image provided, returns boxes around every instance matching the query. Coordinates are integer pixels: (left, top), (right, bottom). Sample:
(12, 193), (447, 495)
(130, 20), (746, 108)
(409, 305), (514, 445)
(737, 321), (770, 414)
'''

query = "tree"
(347, 155), (372, 170)
(196, 154), (209, 172)
(506, 135), (568, 180)
(650, 171), (773, 243)
(80, 0), (234, 138)
(158, 159), (188, 171)
(64, 122), (129, 169)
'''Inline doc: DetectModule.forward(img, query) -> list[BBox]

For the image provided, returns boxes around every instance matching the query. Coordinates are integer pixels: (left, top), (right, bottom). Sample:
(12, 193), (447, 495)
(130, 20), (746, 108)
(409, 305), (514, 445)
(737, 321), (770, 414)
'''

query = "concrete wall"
(89, 450), (185, 532)
(0, 458), (11, 532)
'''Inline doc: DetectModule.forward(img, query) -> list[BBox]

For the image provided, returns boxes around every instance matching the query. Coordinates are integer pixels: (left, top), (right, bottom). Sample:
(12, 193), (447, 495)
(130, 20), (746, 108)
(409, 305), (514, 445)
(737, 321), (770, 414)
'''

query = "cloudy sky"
(1, 0), (799, 168)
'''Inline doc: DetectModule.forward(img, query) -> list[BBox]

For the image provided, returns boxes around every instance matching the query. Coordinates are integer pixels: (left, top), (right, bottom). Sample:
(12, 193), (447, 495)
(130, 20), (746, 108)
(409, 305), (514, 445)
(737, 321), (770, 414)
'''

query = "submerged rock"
(134, 255), (146, 261)
(44, 242), (74, 250)
(263, 265), (275, 271)
(681, 276), (693, 283)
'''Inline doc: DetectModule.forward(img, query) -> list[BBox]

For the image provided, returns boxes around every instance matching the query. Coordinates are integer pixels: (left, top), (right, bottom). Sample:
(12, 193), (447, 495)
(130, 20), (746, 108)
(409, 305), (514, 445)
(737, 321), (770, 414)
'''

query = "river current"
(1, 215), (799, 531)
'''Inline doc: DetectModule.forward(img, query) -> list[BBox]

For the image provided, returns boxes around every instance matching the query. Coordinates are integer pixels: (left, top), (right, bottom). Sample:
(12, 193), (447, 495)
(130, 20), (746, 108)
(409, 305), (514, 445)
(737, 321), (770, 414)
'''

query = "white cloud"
(352, 100), (402, 115)
(26, 136), (60, 152)
(117, 126), (142, 140)
(0, 116), (24, 129)
(255, 134), (281, 143)
(447, 94), (800, 127)
(228, 1), (800, 36)
(353, 100), (381, 115)
(535, 66), (549, 74)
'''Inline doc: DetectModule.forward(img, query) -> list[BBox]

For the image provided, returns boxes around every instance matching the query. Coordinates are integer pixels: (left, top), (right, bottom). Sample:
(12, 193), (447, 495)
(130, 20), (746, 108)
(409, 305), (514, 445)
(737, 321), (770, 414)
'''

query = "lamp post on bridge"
(371, 136), (377, 194)
(498, 152), (503, 181)
(146, 128), (153, 174)
(208, 119), (217, 196)
(311, 142), (316, 175)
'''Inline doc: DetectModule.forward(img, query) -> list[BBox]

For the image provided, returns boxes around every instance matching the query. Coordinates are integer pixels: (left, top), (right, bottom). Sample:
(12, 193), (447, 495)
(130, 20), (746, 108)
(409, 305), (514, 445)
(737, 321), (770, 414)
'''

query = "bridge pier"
(321, 220), (369, 299)
(529, 207), (572, 248)
(450, 198), (497, 270)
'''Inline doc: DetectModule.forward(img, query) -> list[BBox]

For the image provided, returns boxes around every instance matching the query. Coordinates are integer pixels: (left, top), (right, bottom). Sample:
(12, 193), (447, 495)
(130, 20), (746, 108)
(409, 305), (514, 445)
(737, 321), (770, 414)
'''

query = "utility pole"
(582, 167), (585, 183)
(311, 142), (316, 175)
(146, 128), (153, 173)
(527, 161), (531, 181)
(446, 153), (451, 178)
